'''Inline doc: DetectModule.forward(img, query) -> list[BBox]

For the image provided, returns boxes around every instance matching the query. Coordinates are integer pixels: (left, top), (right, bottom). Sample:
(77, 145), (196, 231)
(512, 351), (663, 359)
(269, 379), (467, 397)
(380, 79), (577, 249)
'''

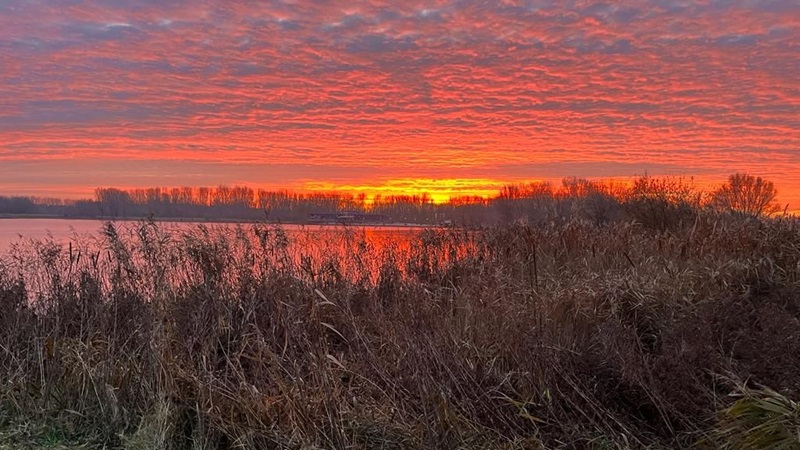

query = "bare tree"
(95, 188), (132, 218)
(712, 173), (780, 218)
(624, 175), (701, 231)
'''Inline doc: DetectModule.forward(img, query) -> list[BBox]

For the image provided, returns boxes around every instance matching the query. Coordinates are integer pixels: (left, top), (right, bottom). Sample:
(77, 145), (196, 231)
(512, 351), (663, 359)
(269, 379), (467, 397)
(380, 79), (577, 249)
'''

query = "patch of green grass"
(706, 381), (800, 449)
(0, 420), (93, 450)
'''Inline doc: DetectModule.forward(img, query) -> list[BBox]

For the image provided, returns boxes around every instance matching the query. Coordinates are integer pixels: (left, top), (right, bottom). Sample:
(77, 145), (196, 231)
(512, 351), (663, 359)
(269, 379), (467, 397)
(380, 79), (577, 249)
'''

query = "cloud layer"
(1, 1), (798, 204)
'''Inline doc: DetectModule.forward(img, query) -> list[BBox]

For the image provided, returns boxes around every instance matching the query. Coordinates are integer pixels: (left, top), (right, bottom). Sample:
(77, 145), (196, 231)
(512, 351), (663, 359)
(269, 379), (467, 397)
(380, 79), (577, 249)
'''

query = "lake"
(0, 218), (112, 252)
(0, 218), (428, 253)
(0, 217), (477, 311)
(0, 218), (460, 301)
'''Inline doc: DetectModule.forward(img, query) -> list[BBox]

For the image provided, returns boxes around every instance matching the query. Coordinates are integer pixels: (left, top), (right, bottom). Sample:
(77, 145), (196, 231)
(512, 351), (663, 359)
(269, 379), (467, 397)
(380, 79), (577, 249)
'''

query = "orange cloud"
(0, 1), (798, 208)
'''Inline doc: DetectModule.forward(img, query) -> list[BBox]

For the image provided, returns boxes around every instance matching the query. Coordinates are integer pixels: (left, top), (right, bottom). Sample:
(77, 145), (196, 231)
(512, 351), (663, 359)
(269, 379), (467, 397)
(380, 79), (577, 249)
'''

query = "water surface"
(0, 218), (422, 253)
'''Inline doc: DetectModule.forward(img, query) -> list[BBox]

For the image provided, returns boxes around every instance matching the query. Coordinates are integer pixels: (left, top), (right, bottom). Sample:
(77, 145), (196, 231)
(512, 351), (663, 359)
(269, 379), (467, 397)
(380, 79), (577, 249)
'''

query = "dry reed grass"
(0, 213), (799, 448)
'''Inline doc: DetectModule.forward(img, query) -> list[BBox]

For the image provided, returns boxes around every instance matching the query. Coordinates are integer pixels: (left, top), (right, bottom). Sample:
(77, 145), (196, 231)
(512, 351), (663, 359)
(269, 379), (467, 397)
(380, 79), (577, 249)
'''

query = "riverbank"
(0, 213), (439, 228)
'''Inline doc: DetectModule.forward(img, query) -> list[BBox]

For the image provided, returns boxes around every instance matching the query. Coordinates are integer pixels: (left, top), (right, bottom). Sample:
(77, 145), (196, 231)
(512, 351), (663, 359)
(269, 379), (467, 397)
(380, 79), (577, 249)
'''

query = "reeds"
(1, 213), (799, 448)
(706, 379), (800, 449)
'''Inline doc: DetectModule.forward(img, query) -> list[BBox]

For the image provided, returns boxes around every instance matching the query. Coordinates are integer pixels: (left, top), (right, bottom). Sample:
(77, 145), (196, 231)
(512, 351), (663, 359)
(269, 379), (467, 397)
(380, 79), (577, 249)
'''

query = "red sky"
(1, 1), (799, 206)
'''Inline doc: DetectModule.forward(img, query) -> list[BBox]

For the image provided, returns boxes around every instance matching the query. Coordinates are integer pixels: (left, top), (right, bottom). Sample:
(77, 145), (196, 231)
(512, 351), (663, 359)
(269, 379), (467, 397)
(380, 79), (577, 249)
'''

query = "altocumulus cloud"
(0, 0), (798, 205)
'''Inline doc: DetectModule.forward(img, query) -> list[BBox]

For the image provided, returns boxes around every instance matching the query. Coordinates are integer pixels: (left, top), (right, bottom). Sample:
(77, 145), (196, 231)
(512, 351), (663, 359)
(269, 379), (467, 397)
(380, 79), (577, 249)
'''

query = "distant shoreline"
(0, 214), (439, 228)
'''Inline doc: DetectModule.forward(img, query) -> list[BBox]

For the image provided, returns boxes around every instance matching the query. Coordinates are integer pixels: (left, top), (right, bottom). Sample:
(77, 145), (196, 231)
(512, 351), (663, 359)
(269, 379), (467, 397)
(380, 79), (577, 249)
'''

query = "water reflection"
(0, 220), (475, 304)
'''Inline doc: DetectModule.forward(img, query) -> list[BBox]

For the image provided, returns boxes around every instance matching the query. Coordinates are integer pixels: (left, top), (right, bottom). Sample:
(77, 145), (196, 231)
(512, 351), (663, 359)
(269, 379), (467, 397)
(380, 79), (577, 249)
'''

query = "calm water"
(0, 218), (421, 253)
(0, 218), (467, 301)
(0, 218), (106, 252)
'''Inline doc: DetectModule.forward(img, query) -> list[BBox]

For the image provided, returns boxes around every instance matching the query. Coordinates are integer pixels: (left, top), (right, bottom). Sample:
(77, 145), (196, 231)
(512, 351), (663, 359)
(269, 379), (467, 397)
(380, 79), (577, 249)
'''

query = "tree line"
(0, 173), (784, 227)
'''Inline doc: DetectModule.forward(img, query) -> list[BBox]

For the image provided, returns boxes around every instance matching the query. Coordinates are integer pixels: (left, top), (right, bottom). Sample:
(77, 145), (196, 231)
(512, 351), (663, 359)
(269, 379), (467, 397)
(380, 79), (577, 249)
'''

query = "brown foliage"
(1, 215), (800, 448)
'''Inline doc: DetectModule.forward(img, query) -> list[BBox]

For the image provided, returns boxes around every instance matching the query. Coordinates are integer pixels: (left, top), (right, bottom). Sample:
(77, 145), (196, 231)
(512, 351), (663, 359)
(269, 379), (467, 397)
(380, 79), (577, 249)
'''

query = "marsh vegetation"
(0, 174), (797, 449)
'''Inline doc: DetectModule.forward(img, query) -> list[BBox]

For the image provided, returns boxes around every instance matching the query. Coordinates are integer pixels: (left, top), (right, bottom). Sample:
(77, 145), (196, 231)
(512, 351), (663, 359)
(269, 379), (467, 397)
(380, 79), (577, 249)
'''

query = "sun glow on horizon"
(6, 173), (797, 213)
(300, 178), (514, 204)
(1, 1), (798, 208)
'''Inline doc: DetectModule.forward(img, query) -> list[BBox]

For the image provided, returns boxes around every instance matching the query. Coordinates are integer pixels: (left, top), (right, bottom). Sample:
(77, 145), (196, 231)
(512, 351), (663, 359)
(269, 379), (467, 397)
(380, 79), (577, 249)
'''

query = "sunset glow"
(302, 178), (510, 203)
(1, 1), (798, 206)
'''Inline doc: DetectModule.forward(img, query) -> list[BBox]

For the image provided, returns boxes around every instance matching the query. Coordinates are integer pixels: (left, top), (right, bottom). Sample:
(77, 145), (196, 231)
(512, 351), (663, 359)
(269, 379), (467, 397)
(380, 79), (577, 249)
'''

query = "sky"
(1, 0), (798, 206)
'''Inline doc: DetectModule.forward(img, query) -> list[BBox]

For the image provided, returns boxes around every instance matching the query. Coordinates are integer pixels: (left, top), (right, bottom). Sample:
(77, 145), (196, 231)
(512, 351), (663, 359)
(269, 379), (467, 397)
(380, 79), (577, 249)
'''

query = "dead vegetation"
(1, 212), (799, 448)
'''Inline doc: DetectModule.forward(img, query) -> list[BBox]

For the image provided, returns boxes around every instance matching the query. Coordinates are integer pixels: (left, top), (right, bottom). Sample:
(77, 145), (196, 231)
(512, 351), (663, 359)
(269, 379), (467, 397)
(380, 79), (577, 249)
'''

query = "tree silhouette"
(712, 173), (780, 218)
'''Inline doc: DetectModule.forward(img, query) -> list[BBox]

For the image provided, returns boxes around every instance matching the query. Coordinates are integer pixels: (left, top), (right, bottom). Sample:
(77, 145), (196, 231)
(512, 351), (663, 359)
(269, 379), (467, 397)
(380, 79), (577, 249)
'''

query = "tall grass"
(1, 214), (799, 448)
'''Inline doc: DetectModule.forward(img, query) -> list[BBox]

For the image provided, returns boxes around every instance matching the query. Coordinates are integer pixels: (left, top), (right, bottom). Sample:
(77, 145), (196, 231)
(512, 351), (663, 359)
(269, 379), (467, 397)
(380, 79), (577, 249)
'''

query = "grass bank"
(1, 215), (799, 448)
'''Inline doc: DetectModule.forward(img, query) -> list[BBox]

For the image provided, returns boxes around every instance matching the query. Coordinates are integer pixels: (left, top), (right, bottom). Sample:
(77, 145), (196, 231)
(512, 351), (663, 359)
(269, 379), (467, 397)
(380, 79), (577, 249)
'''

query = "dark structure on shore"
(308, 212), (391, 224)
